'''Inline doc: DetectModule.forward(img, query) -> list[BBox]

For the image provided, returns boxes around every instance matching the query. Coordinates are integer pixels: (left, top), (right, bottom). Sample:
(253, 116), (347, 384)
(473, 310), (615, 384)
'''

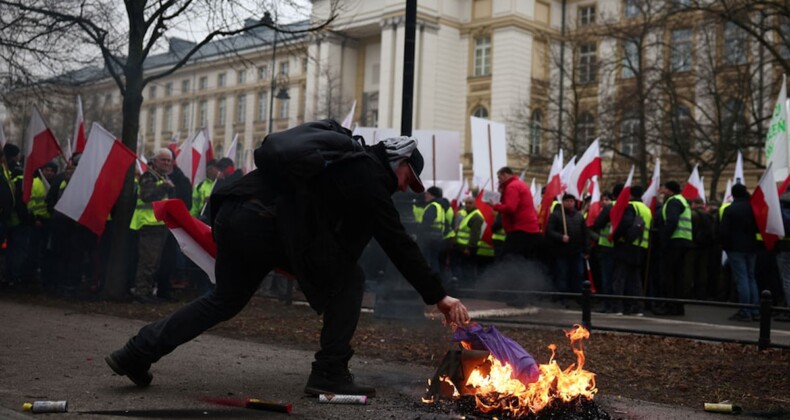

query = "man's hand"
(436, 296), (470, 326)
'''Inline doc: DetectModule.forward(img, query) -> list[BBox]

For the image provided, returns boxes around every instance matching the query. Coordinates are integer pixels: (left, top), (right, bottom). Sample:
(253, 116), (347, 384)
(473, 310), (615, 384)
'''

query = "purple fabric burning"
(453, 323), (540, 385)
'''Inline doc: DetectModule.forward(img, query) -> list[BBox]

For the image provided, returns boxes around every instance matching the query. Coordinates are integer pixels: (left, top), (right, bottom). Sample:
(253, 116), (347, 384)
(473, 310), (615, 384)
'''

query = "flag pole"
(560, 195), (568, 235)
(487, 124), (494, 192)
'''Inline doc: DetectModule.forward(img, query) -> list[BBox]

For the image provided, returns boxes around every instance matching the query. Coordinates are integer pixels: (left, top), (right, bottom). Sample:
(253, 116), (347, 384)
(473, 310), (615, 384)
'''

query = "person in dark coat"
(105, 131), (469, 397)
(658, 180), (693, 315)
(546, 193), (589, 294)
(719, 184), (760, 321)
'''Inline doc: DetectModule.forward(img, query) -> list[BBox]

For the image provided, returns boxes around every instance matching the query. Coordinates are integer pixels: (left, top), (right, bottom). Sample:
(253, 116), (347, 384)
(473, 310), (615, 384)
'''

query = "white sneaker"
(633, 313), (644, 317)
(614, 312), (623, 316)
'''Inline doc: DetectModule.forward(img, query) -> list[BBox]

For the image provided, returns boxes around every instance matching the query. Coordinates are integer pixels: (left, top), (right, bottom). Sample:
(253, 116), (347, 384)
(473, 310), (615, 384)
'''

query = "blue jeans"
(728, 252), (759, 317)
(554, 253), (584, 294)
(597, 250), (615, 310)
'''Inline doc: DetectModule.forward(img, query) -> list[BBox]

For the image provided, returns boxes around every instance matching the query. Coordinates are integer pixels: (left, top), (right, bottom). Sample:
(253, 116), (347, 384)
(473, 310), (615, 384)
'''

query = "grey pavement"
(0, 300), (770, 419)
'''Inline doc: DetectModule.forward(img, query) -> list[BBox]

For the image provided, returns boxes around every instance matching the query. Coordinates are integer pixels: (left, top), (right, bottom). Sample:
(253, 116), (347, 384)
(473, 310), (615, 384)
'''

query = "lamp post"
(264, 12), (290, 134)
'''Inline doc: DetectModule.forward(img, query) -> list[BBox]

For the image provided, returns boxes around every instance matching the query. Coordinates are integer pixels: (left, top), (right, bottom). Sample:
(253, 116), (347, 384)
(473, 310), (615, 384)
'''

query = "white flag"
(765, 74), (788, 180)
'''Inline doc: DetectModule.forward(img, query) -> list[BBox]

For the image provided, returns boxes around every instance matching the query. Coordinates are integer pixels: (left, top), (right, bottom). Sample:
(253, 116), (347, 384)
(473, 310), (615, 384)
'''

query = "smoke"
(474, 257), (553, 306)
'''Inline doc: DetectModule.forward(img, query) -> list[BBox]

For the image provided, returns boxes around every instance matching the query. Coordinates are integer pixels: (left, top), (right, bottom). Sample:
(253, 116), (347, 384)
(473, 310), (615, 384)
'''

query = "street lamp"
(263, 12), (291, 134)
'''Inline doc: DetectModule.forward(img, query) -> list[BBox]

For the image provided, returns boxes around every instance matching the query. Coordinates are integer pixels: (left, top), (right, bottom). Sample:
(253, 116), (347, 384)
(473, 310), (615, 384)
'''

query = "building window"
(218, 97), (226, 125)
(199, 100), (207, 127)
(671, 29), (692, 72)
(578, 6), (595, 26)
(237, 69), (246, 84)
(671, 104), (692, 150)
(164, 106), (173, 131)
(621, 113), (640, 156)
(672, 0), (690, 10)
(218, 73), (226, 87)
(181, 103), (190, 131)
(723, 99), (746, 144)
(258, 65), (268, 80)
(279, 61), (289, 76)
(472, 106), (489, 119)
(578, 43), (597, 84)
(724, 22), (747, 65)
(577, 112), (596, 146)
(622, 38), (639, 78)
(165, 82), (173, 96)
(624, 0), (640, 18)
(474, 36), (492, 76)
(302, 58), (308, 73)
(181, 79), (190, 94)
(529, 110), (542, 155)
(147, 107), (156, 134)
(257, 91), (268, 122)
(199, 76), (207, 90)
(279, 98), (289, 119)
(371, 63), (380, 85)
(148, 85), (157, 99)
(236, 94), (246, 123)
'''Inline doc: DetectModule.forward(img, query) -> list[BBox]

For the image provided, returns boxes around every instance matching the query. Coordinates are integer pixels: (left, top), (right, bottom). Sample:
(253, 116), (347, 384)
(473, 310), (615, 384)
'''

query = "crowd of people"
(402, 167), (790, 322)
(1, 139), (789, 324)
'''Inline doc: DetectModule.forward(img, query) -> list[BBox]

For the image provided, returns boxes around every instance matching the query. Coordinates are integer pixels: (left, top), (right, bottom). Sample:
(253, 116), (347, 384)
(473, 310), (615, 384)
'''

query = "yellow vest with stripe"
(190, 178), (215, 217)
(630, 201), (653, 249)
(492, 227), (506, 243)
(27, 177), (50, 219)
(443, 206), (456, 240)
(130, 176), (165, 231)
(412, 203), (426, 223)
(423, 201), (445, 235)
(663, 195), (693, 241)
(455, 209), (494, 257)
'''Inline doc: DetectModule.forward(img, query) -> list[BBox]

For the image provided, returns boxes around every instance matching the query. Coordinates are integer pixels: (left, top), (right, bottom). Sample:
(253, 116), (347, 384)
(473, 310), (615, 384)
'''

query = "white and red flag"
(341, 100), (357, 130)
(568, 139), (601, 199)
(560, 154), (576, 194)
(175, 129), (211, 186)
(608, 166), (635, 241)
(72, 95), (87, 155)
(23, 107), (62, 203)
(681, 163), (705, 203)
(641, 158), (661, 213)
(153, 199), (217, 284)
(54, 123), (136, 235)
(723, 178), (733, 203)
(751, 163), (785, 250)
(225, 133), (239, 161)
(586, 176), (602, 227)
(538, 154), (563, 231)
(242, 149), (254, 174)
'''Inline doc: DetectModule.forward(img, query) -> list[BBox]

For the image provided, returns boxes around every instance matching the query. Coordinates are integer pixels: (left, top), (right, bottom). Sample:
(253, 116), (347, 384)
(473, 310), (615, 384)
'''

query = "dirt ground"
(3, 289), (790, 418)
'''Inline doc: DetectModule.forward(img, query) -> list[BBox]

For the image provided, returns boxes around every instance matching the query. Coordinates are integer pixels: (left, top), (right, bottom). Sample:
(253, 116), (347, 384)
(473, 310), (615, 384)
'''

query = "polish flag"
(560, 155), (576, 194)
(641, 158), (661, 213)
(341, 100), (357, 130)
(608, 166), (635, 241)
(205, 127), (215, 162)
(734, 150), (745, 185)
(72, 95), (87, 155)
(529, 178), (537, 203)
(152, 199), (217, 284)
(533, 182), (542, 212)
(568, 139), (601, 199)
(723, 179), (733, 203)
(23, 107), (63, 203)
(586, 176), (602, 227)
(681, 163), (705, 203)
(538, 154), (563, 231)
(175, 129), (211, 185)
(54, 123), (136, 235)
(225, 133), (239, 161)
(475, 188), (495, 244)
(751, 162), (785, 250)
(699, 176), (708, 205)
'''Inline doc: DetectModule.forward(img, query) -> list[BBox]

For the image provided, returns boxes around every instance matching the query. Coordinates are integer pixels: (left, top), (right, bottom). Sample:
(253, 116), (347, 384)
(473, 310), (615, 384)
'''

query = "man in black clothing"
(546, 193), (589, 294)
(658, 180), (693, 315)
(106, 128), (469, 397)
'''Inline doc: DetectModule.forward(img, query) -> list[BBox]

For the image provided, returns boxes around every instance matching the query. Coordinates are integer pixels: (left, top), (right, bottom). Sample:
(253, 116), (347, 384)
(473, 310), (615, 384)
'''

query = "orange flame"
(460, 324), (596, 416)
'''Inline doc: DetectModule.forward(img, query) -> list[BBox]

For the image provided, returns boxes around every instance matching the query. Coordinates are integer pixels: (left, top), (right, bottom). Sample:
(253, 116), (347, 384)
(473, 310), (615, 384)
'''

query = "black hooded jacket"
(211, 142), (446, 313)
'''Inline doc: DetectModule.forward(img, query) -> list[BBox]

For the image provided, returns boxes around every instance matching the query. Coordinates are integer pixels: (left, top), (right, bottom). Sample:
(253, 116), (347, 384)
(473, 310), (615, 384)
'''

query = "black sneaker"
(105, 351), (153, 387)
(304, 369), (376, 397)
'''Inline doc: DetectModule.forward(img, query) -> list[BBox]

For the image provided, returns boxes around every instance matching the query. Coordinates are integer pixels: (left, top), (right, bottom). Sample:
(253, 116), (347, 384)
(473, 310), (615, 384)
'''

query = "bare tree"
(0, 0), (338, 299)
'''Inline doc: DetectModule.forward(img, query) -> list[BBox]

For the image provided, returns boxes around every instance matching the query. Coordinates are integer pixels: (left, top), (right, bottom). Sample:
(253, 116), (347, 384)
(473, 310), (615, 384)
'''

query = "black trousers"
(500, 231), (540, 260)
(123, 199), (364, 373)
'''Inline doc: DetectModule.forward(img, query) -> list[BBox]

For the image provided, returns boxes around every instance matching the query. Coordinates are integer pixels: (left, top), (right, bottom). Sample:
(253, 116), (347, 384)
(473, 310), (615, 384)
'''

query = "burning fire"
(429, 325), (597, 417)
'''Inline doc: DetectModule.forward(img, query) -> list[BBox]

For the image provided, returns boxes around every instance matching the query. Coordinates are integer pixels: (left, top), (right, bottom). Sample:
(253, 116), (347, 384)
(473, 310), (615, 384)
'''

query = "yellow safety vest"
(455, 209), (494, 257)
(662, 195), (693, 241)
(191, 178), (215, 217)
(130, 175), (166, 231)
(412, 203), (426, 223)
(27, 177), (50, 219)
(598, 201), (615, 247)
(630, 201), (653, 249)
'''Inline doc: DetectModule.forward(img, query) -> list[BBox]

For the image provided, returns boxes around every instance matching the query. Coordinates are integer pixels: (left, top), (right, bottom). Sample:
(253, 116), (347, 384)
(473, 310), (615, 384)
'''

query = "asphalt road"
(0, 300), (768, 419)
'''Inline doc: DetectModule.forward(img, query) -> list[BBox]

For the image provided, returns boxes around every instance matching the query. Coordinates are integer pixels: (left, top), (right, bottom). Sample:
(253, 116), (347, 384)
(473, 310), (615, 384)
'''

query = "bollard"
(758, 290), (772, 351)
(582, 280), (592, 330)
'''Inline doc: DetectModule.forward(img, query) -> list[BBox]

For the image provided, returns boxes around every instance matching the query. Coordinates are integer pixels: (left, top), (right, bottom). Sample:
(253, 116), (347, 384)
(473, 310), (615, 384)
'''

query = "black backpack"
(623, 205), (646, 245)
(254, 119), (367, 192)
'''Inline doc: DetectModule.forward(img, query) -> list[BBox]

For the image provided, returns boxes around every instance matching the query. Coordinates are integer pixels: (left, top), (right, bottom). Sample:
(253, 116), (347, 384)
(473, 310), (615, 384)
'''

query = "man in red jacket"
(490, 167), (540, 259)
